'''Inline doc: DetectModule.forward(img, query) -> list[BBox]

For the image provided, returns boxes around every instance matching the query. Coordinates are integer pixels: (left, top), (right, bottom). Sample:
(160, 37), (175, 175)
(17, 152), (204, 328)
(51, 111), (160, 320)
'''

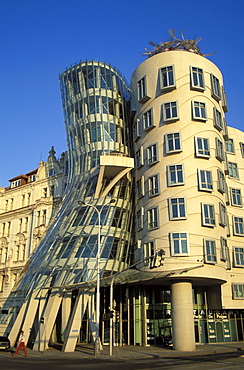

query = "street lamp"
(78, 198), (115, 356)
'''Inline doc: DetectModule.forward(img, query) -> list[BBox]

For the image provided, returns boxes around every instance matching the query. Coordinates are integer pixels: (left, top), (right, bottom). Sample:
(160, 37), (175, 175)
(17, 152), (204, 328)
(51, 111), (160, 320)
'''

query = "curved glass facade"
(14, 61), (134, 296)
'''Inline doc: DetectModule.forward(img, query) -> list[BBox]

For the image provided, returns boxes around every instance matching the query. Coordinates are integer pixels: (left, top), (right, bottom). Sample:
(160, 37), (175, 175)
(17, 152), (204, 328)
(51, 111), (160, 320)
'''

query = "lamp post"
(78, 198), (115, 356)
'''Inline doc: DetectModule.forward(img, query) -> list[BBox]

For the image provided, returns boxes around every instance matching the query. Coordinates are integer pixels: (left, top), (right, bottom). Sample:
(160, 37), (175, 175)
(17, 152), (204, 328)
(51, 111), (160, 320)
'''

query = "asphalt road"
(1, 351), (244, 370)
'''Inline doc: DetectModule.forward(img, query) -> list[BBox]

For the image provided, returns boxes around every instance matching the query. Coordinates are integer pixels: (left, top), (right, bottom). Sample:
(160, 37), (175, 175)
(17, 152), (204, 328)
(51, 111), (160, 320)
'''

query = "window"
(168, 197), (186, 220)
(228, 162), (239, 179)
(190, 66), (204, 90)
(135, 146), (144, 168)
(231, 188), (242, 207)
(213, 108), (223, 131)
(219, 202), (228, 227)
(233, 216), (244, 236)
(195, 137), (210, 158)
(144, 241), (155, 268)
(143, 109), (154, 130)
(30, 174), (36, 182)
(204, 239), (217, 263)
(170, 232), (189, 255)
(136, 208), (144, 230)
(211, 74), (221, 101)
(162, 101), (179, 122)
(234, 247), (244, 267)
(136, 176), (144, 198)
(43, 188), (48, 198)
(42, 210), (47, 225)
(233, 284), (244, 299)
(148, 174), (159, 197)
(215, 138), (225, 161)
(133, 119), (141, 141)
(217, 169), (226, 194)
(138, 76), (149, 103)
(147, 143), (158, 165)
(198, 170), (213, 191)
(48, 169), (56, 177)
(50, 185), (55, 197)
(11, 180), (21, 188)
(202, 203), (215, 227)
(240, 142), (244, 158)
(226, 138), (235, 153)
(222, 87), (228, 112)
(165, 132), (181, 154)
(192, 101), (207, 121)
(220, 237), (228, 261)
(167, 164), (184, 186)
(160, 65), (175, 90)
(148, 207), (159, 230)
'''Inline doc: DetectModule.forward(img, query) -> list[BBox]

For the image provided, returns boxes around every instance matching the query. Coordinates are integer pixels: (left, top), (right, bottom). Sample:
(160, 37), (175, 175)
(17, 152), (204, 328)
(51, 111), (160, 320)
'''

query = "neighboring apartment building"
(0, 147), (68, 333)
(3, 35), (244, 352)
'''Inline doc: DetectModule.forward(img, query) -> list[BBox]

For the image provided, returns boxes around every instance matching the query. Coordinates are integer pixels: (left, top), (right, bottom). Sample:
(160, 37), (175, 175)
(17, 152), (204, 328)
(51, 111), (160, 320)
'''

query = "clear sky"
(0, 0), (244, 187)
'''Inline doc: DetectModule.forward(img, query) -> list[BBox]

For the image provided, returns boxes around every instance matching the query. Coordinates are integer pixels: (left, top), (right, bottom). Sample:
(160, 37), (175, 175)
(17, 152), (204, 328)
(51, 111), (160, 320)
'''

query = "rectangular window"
(195, 137), (210, 158)
(133, 119), (141, 141)
(148, 174), (159, 197)
(167, 164), (184, 186)
(213, 108), (223, 131)
(220, 236), (228, 261)
(136, 208), (144, 230)
(143, 108), (154, 130)
(138, 76), (150, 103)
(222, 87), (228, 112)
(233, 216), (244, 236)
(148, 207), (159, 230)
(226, 138), (235, 153)
(228, 162), (239, 179)
(170, 232), (188, 255)
(43, 188), (48, 198)
(219, 202), (228, 227)
(240, 142), (244, 158)
(135, 146), (144, 168)
(160, 65), (175, 90)
(162, 101), (179, 122)
(50, 185), (55, 197)
(165, 132), (182, 154)
(190, 66), (205, 90)
(215, 138), (225, 161)
(168, 197), (186, 220)
(231, 188), (242, 207)
(192, 101), (207, 121)
(144, 241), (155, 268)
(234, 247), (244, 267)
(202, 203), (215, 227)
(233, 284), (244, 299)
(198, 170), (213, 191)
(204, 239), (217, 264)
(136, 176), (145, 198)
(217, 169), (226, 194)
(147, 143), (158, 165)
(211, 74), (221, 101)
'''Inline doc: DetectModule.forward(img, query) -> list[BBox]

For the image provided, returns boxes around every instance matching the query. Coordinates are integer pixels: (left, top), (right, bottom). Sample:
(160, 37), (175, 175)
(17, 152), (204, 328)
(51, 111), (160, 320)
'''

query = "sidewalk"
(16, 341), (244, 359)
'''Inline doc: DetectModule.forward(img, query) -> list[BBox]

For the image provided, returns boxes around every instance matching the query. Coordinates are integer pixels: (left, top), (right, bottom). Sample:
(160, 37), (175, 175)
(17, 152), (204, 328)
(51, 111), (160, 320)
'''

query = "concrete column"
(171, 280), (196, 351)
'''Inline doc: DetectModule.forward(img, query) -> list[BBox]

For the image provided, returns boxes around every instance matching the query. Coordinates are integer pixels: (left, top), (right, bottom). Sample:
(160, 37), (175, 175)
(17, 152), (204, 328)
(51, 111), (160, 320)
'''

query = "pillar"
(171, 280), (196, 351)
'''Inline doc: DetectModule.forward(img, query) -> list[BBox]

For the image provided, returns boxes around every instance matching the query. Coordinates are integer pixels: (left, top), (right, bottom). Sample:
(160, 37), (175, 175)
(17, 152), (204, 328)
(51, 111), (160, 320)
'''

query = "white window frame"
(136, 176), (145, 198)
(167, 164), (184, 186)
(160, 65), (175, 90)
(192, 101), (207, 121)
(233, 216), (244, 236)
(136, 207), (144, 231)
(143, 108), (154, 131)
(190, 66), (205, 91)
(233, 284), (244, 299)
(201, 203), (215, 227)
(168, 197), (186, 220)
(215, 137), (225, 161)
(133, 119), (141, 141)
(148, 207), (159, 230)
(225, 138), (235, 154)
(195, 137), (210, 158)
(234, 247), (244, 267)
(138, 76), (150, 103)
(204, 239), (217, 264)
(135, 146), (144, 168)
(148, 174), (160, 197)
(217, 169), (226, 194)
(211, 74), (221, 101)
(231, 188), (242, 207)
(198, 169), (213, 192)
(165, 132), (182, 154)
(147, 143), (158, 165)
(213, 107), (223, 131)
(170, 232), (189, 256)
(228, 162), (239, 179)
(143, 240), (155, 268)
(162, 101), (179, 122)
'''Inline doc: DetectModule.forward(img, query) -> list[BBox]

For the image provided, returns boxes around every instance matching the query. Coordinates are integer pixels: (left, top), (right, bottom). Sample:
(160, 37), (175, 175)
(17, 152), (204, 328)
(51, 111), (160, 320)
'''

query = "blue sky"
(0, 0), (244, 187)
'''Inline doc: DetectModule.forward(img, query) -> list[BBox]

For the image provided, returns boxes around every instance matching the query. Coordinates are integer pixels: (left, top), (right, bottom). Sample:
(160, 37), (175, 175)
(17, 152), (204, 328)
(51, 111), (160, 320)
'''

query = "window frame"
(220, 236), (228, 261)
(228, 162), (239, 179)
(143, 240), (155, 268)
(190, 66), (205, 91)
(137, 76), (150, 103)
(165, 132), (182, 154)
(147, 143), (158, 166)
(233, 284), (244, 299)
(225, 138), (235, 154)
(213, 107), (223, 131)
(198, 169), (213, 192)
(168, 197), (187, 220)
(240, 142), (244, 158)
(217, 169), (227, 194)
(219, 202), (228, 227)
(136, 207), (144, 231)
(136, 176), (145, 198)
(167, 164), (184, 187)
(211, 74), (222, 101)
(192, 101), (207, 121)
(201, 203), (215, 227)
(231, 188), (242, 207)
(160, 65), (176, 91)
(133, 119), (141, 142)
(148, 174), (160, 197)
(162, 101), (179, 122)
(215, 137), (225, 161)
(195, 137), (210, 158)
(170, 232), (189, 256)
(143, 108), (154, 131)
(233, 216), (244, 236)
(148, 206), (159, 230)
(233, 247), (244, 267)
(135, 146), (144, 168)
(204, 239), (217, 264)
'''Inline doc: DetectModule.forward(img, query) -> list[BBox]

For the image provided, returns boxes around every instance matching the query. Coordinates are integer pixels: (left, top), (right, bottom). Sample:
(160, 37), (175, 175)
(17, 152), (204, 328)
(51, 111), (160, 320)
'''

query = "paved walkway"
(10, 341), (244, 359)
